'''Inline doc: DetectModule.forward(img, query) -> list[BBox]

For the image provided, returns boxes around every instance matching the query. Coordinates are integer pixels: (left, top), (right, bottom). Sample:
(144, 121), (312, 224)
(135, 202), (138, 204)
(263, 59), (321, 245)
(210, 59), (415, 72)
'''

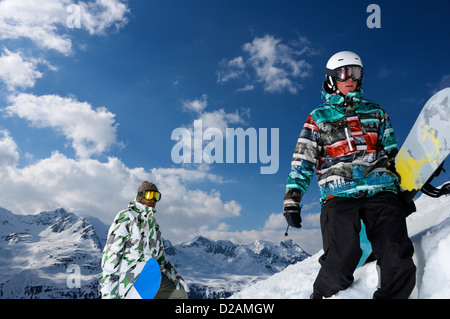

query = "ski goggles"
(334, 66), (363, 82)
(142, 190), (161, 202)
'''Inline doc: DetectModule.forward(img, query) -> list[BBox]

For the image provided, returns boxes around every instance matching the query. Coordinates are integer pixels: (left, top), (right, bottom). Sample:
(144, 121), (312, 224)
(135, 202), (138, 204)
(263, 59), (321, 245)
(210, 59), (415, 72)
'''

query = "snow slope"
(231, 193), (450, 299)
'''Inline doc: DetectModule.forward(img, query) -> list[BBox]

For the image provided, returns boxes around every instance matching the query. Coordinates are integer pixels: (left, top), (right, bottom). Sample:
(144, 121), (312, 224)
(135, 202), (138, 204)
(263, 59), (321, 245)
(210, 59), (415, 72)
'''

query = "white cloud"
(0, 131), (242, 245)
(0, 48), (44, 91)
(0, 0), (129, 55)
(0, 0), (72, 54)
(218, 34), (313, 94)
(199, 109), (245, 132)
(174, 94), (250, 165)
(182, 94), (249, 132)
(182, 94), (208, 113)
(78, 0), (130, 35)
(0, 129), (19, 169)
(217, 56), (246, 83)
(5, 93), (122, 158)
(236, 84), (254, 92)
(263, 212), (286, 230)
(151, 166), (241, 232)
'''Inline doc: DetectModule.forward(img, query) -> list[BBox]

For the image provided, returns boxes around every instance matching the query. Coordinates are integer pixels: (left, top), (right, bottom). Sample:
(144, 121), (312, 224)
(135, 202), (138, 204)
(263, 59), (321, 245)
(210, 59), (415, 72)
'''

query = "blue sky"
(0, 0), (448, 254)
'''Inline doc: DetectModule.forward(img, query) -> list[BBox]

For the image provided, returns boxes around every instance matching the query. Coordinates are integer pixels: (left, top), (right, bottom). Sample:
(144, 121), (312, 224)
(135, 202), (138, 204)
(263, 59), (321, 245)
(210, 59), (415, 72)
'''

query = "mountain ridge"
(0, 207), (309, 299)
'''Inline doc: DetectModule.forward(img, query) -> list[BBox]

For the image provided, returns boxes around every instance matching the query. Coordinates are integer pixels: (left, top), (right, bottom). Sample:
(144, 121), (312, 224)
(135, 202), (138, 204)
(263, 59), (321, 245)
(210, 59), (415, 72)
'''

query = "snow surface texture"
(231, 193), (450, 299)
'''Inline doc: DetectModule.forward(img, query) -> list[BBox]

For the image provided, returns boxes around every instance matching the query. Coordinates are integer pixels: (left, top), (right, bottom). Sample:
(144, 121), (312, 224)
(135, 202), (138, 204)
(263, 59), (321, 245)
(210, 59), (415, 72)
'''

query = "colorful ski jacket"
(99, 201), (184, 299)
(285, 90), (399, 205)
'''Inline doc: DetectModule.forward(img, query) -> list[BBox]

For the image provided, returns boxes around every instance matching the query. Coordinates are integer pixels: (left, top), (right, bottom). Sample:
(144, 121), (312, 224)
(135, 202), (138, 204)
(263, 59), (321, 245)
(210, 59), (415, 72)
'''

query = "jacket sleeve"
(285, 114), (321, 202)
(99, 210), (130, 299)
(379, 110), (399, 169)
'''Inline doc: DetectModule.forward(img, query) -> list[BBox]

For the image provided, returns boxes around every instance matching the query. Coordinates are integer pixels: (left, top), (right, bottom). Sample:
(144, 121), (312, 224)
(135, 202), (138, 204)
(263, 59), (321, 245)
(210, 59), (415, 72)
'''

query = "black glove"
(283, 189), (302, 228)
(398, 190), (416, 217)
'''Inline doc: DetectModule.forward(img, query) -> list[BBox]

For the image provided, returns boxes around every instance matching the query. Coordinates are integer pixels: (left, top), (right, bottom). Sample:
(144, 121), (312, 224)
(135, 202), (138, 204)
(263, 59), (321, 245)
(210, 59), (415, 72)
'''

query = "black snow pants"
(313, 191), (416, 299)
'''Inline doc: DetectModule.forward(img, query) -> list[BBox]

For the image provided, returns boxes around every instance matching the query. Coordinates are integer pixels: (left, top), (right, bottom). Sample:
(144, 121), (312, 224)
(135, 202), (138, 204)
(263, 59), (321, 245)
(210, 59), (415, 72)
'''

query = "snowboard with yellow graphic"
(395, 87), (450, 197)
(358, 88), (449, 269)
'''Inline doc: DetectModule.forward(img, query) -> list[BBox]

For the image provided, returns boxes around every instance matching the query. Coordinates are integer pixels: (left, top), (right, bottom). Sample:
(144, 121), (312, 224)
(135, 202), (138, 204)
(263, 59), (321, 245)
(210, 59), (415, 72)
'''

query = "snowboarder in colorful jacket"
(99, 181), (188, 299)
(284, 51), (416, 299)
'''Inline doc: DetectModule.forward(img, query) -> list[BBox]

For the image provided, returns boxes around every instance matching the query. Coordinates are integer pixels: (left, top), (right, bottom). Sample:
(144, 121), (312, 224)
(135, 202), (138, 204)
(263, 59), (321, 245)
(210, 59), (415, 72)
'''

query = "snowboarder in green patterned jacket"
(99, 181), (188, 299)
(283, 51), (416, 299)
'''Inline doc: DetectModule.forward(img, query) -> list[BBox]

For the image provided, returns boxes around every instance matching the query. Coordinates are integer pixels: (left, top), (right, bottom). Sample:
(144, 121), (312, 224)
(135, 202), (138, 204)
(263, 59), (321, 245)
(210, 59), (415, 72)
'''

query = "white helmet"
(323, 51), (364, 94)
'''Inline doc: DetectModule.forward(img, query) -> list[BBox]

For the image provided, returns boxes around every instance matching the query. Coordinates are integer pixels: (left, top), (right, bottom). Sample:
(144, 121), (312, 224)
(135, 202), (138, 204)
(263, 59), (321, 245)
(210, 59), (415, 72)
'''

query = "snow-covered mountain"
(232, 193), (450, 299)
(0, 207), (309, 299)
(164, 236), (310, 298)
(0, 207), (106, 298)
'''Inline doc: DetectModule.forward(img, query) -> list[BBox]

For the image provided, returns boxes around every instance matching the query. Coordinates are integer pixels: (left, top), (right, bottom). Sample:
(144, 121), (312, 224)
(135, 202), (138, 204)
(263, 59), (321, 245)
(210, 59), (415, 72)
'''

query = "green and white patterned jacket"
(99, 201), (183, 299)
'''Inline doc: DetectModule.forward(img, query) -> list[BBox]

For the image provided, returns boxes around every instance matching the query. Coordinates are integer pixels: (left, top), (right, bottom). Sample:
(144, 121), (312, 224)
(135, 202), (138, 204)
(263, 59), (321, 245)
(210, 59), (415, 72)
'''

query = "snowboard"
(395, 87), (450, 197)
(125, 257), (161, 299)
(357, 87), (450, 268)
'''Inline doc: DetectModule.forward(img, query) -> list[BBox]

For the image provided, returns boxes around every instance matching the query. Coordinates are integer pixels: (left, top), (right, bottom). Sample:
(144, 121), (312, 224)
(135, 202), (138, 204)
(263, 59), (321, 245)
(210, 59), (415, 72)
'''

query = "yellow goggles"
(143, 190), (161, 202)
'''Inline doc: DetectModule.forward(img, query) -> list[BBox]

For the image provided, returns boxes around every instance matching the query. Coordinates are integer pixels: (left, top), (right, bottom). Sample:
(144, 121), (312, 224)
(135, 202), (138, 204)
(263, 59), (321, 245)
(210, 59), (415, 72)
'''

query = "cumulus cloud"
(78, 0), (130, 35)
(217, 34), (314, 94)
(0, 48), (47, 91)
(150, 166), (241, 240)
(0, 131), (241, 244)
(181, 94), (249, 132)
(217, 56), (246, 83)
(4, 93), (122, 158)
(182, 94), (208, 113)
(173, 94), (250, 164)
(0, 0), (129, 55)
(0, 129), (19, 169)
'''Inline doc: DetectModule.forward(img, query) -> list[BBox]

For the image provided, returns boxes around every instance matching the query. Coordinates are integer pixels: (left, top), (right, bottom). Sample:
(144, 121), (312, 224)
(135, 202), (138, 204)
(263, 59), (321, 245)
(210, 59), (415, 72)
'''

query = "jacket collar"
(321, 89), (364, 108)
(129, 200), (156, 217)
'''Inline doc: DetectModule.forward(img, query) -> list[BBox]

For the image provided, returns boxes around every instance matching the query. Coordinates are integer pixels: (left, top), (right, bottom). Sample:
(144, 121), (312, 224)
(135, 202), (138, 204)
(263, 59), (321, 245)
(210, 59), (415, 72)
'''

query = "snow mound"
(232, 193), (450, 299)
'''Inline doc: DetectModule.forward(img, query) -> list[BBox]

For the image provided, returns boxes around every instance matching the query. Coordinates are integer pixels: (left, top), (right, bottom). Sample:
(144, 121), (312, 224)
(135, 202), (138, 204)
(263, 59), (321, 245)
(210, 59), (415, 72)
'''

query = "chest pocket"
(346, 116), (366, 154)
(320, 118), (356, 159)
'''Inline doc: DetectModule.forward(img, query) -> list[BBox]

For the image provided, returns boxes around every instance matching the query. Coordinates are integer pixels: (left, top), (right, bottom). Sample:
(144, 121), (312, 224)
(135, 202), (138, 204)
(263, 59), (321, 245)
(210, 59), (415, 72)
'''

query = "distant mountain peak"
(0, 207), (105, 299)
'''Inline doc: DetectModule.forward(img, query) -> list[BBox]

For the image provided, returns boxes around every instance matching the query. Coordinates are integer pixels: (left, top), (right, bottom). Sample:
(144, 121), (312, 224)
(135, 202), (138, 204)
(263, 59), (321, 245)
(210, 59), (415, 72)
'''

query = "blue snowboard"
(125, 258), (161, 299)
